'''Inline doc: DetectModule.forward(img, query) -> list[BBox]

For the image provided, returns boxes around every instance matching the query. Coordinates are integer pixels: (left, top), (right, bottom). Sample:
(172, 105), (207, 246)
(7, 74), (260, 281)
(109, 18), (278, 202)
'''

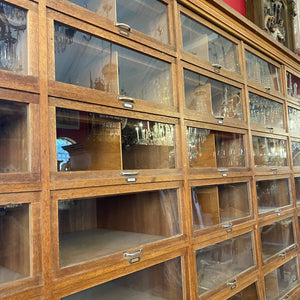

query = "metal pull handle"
(212, 63), (222, 73)
(265, 86), (271, 91)
(114, 22), (132, 32)
(215, 116), (224, 124)
(124, 249), (142, 264)
(218, 168), (228, 177)
(267, 126), (274, 132)
(279, 252), (286, 259)
(275, 209), (281, 216)
(118, 96), (135, 103)
(120, 171), (139, 176)
(222, 223), (233, 233)
(271, 167), (278, 174)
(227, 279), (237, 290)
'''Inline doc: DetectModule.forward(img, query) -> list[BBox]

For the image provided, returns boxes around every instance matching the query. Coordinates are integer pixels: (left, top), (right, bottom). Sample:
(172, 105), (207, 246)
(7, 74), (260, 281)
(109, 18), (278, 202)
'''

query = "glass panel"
(0, 100), (29, 173)
(56, 108), (175, 171)
(58, 189), (180, 267)
(0, 203), (30, 284)
(187, 127), (245, 168)
(62, 257), (183, 299)
(66, 0), (169, 44)
(249, 93), (283, 129)
(0, 1), (27, 74)
(252, 136), (287, 167)
(227, 282), (259, 300)
(295, 177), (300, 202)
(54, 22), (171, 105)
(192, 182), (250, 229)
(245, 50), (281, 92)
(288, 107), (300, 133)
(264, 258), (298, 300)
(287, 71), (300, 99)
(260, 218), (295, 261)
(292, 141), (300, 167)
(184, 69), (243, 120)
(180, 13), (240, 73)
(256, 179), (290, 213)
(196, 232), (254, 296)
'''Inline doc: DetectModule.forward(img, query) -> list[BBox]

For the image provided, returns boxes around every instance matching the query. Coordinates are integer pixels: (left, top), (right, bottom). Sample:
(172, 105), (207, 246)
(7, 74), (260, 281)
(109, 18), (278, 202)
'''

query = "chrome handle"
(271, 167), (278, 174)
(267, 126), (274, 132)
(124, 248), (142, 258)
(218, 168), (228, 172)
(227, 279), (237, 290)
(279, 252), (286, 259)
(120, 171), (139, 176)
(212, 63), (222, 73)
(215, 116), (224, 124)
(118, 96), (135, 103)
(114, 22), (131, 32)
(222, 223), (233, 233)
(265, 86), (271, 91)
(275, 209), (281, 216)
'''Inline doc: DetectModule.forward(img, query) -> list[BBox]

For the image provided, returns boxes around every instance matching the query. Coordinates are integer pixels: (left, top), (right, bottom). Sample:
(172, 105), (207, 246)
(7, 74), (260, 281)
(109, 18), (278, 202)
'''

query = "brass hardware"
(114, 22), (131, 36)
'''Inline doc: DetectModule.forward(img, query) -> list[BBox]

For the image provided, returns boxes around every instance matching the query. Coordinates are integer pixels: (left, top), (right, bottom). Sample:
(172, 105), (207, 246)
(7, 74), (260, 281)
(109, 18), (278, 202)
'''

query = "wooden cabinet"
(2, 0), (300, 299)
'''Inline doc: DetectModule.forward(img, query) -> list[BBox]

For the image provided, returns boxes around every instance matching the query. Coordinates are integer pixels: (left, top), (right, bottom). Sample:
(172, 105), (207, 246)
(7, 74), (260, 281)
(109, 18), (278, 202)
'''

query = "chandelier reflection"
(0, 1), (27, 73)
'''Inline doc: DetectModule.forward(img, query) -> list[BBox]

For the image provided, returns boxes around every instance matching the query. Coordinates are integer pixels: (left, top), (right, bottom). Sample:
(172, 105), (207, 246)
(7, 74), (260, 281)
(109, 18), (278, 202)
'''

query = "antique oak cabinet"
(1, 0), (300, 299)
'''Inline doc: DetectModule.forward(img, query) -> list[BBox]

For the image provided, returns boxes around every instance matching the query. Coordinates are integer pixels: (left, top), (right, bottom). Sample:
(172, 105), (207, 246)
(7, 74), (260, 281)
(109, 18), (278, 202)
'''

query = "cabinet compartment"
(184, 69), (242, 121)
(245, 50), (281, 92)
(0, 203), (30, 285)
(252, 136), (287, 167)
(57, 189), (180, 267)
(256, 178), (290, 213)
(62, 257), (182, 299)
(196, 232), (254, 296)
(227, 282), (259, 299)
(292, 141), (300, 167)
(54, 22), (171, 105)
(286, 71), (300, 99)
(180, 13), (240, 73)
(288, 107), (300, 133)
(56, 108), (175, 171)
(260, 217), (295, 261)
(0, 100), (29, 173)
(295, 177), (300, 202)
(249, 93), (283, 129)
(187, 127), (245, 169)
(0, 1), (28, 74)
(264, 257), (298, 299)
(191, 182), (250, 229)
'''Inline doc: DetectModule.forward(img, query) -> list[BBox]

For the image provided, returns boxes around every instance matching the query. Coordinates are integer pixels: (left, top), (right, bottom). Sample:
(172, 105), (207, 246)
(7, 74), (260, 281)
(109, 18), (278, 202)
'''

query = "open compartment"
(260, 217), (295, 261)
(0, 203), (30, 285)
(57, 188), (180, 267)
(196, 232), (254, 296)
(180, 12), (240, 73)
(187, 126), (246, 169)
(61, 257), (183, 299)
(264, 257), (298, 299)
(183, 69), (243, 121)
(54, 22), (171, 105)
(0, 99), (29, 173)
(256, 178), (291, 214)
(191, 181), (250, 229)
(56, 108), (176, 172)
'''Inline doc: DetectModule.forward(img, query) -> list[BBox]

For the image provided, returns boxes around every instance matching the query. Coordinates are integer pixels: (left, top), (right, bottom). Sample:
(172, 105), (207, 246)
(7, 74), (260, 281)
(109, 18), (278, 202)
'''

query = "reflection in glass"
(228, 283), (259, 300)
(256, 179), (290, 213)
(62, 257), (183, 299)
(288, 107), (300, 132)
(0, 100), (29, 173)
(56, 108), (175, 171)
(184, 69), (242, 120)
(295, 177), (300, 202)
(292, 141), (300, 166)
(192, 182), (250, 229)
(287, 71), (300, 99)
(264, 258), (298, 300)
(181, 13), (240, 73)
(58, 189), (180, 267)
(54, 22), (171, 105)
(249, 93), (283, 129)
(252, 136), (287, 167)
(245, 50), (281, 92)
(67, 0), (169, 43)
(187, 127), (245, 168)
(0, 203), (30, 284)
(260, 218), (295, 261)
(0, 1), (27, 74)
(196, 233), (254, 295)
